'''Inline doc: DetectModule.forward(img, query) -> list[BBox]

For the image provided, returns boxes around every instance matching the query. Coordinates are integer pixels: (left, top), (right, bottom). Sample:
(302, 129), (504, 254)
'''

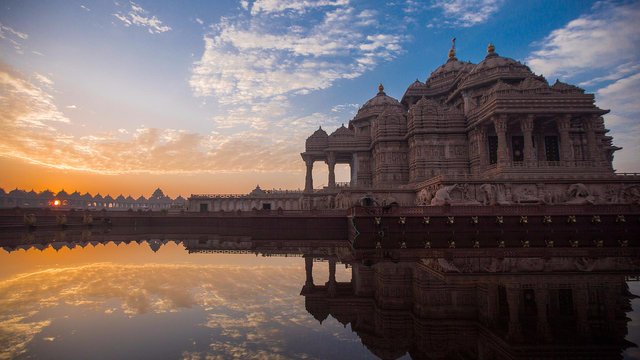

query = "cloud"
(0, 23), (28, 40)
(33, 73), (54, 87)
(330, 103), (359, 114)
(80, 4), (91, 11)
(246, 0), (350, 15)
(595, 72), (640, 172)
(0, 261), (334, 359)
(0, 62), (340, 174)
(578, 62), (640, 87)
(526, 1), (640, 79)
(190, 2), (404, 105)
(0, 22), (29, 54)
(428, 0), (502, 28)
(525, 1), (640, 173)
(113, 1), (172, 34)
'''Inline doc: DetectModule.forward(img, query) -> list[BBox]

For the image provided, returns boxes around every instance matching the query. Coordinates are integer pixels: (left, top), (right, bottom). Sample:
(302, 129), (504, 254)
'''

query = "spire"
(378, 83), (384, 94)
(487, 42), (496, 56)
(448, 37), (456, 59)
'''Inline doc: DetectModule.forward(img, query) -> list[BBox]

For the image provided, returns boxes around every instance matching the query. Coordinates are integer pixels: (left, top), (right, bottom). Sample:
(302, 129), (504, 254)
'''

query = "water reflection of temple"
(1, 230), (638, 359)
(301, 255), (638, 359)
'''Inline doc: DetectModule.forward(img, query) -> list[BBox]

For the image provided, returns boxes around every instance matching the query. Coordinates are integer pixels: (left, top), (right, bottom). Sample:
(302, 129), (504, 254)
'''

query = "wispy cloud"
(190, 2), (404, 105)
(244, 0), (349, 15)
(595, 72), (640, 172)
(427, 0), (503, 28)
(0, 260), (332, 359)
(0, 62), (340, 174)
(526, 1), (640, 79)
(0, 22), (29, 54)
(525, 1), (640, 173)
(113, 1), (171, 34)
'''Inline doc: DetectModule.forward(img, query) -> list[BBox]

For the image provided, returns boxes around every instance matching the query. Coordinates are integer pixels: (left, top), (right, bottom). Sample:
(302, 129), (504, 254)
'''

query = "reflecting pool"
(1, 227), (639, 359)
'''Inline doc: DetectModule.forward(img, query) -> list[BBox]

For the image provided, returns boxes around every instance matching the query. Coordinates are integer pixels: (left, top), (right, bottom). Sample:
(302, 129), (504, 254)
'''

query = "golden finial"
(378, 83), (384, 93)
(487, 43), (495, 54)
(448, 37), (456, 59)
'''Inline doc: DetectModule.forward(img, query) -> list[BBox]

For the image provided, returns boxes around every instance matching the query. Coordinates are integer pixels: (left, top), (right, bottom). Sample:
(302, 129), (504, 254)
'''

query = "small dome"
(328, 124), (355, 147)
(250, 185), (266, 196)
(408, 79), (425, 89)
(305, 126), (329, 152)
(552, 79), (585, 93)
(372, 108), (406, 139)
(309, 126), (328, 138)
(329, 124), (354, 138)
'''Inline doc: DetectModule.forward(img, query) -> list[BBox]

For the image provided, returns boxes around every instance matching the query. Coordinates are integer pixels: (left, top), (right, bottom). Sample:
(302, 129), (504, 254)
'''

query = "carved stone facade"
(301, 44), (640, 208)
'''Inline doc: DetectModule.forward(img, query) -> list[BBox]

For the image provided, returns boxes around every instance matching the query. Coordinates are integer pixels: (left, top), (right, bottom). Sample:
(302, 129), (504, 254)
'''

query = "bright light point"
(53, 199), (61, 206)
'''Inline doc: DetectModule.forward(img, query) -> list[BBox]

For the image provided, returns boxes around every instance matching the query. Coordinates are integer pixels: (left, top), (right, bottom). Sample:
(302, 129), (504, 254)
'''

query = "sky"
(1, 0), (639, 198)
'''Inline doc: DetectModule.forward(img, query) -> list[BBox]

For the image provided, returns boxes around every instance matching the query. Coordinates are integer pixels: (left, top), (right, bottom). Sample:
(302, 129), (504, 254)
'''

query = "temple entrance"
(512, 136), (524, 162)
(488, 136), (498, 164)
(199, 203), (209, 212)
(545, 136), (560, 161)
(262, 203), (271, 210)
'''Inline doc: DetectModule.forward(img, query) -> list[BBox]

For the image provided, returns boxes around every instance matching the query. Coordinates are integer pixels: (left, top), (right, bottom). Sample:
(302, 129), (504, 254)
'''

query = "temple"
(187, 43), (639, 211)
(298, 43), (640, 209)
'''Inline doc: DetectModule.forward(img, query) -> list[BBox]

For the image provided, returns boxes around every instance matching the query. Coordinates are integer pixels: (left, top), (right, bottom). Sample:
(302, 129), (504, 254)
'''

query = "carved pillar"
(494, 115), (509, 165)
(477, 126), (488, 167)
(521, 115), (535, 162)
(603, 285), (617, 332)
(304, 255), (314, 288)
(304, 157), (314, 193)
(506, 286), (521, 341)
(327, 152), (336, 188)
(535, 286), (551, 340)
(573, 286), (589, 336)
(485, 283), (498, 326)
(557, 115), (573, 163)
(584, 116), (601, 163)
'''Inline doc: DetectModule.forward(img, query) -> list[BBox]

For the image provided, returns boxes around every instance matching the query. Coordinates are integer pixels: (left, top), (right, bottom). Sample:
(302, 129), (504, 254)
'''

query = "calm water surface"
(1, 231), (639, 360)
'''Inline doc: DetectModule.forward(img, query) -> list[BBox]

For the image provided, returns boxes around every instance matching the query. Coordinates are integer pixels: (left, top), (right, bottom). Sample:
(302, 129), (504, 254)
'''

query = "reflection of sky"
(0, 243), (368, 360)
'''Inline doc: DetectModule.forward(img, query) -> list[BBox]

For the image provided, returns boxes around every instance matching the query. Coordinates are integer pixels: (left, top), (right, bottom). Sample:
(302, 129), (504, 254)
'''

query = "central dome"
(461, 44), (533, 89)
(352, 84), (403, 122)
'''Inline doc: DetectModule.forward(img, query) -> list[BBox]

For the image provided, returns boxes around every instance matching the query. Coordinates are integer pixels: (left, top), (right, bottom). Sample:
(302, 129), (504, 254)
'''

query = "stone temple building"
(189, 43), (639, 211)
(299, 43), (640, 209)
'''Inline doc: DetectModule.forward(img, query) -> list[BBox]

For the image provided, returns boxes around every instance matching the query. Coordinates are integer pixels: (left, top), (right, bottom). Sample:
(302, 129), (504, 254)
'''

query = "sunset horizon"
(2, 0), (639, 198)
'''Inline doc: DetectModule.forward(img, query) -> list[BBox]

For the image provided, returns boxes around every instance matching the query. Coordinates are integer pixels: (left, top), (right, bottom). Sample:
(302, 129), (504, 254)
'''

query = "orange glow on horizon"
(0, 156), (306, 198)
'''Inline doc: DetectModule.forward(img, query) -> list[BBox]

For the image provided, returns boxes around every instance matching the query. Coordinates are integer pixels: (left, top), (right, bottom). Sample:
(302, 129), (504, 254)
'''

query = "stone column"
(557, 115), (573, 163)
(304, 255), (314, 288)
(583, 116), (601, 164)
(573, 286), (589, 336)
(506, 286), (521, 341)
(477, 126), (488, 167)
(327, 152), (336, 188)
(494, 115), (509, 165)
(304, 157), (314, 193)
(350, 157), (356, 186)
(327, 257), (337, 296)
(485, 283), (498, 326)
(521, 115), (535, 163)
(535, 286), (551, 340)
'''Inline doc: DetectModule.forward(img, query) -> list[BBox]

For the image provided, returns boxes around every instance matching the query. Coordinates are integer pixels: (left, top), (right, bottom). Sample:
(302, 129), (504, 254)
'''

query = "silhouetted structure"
(0, 187), (186, 210)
